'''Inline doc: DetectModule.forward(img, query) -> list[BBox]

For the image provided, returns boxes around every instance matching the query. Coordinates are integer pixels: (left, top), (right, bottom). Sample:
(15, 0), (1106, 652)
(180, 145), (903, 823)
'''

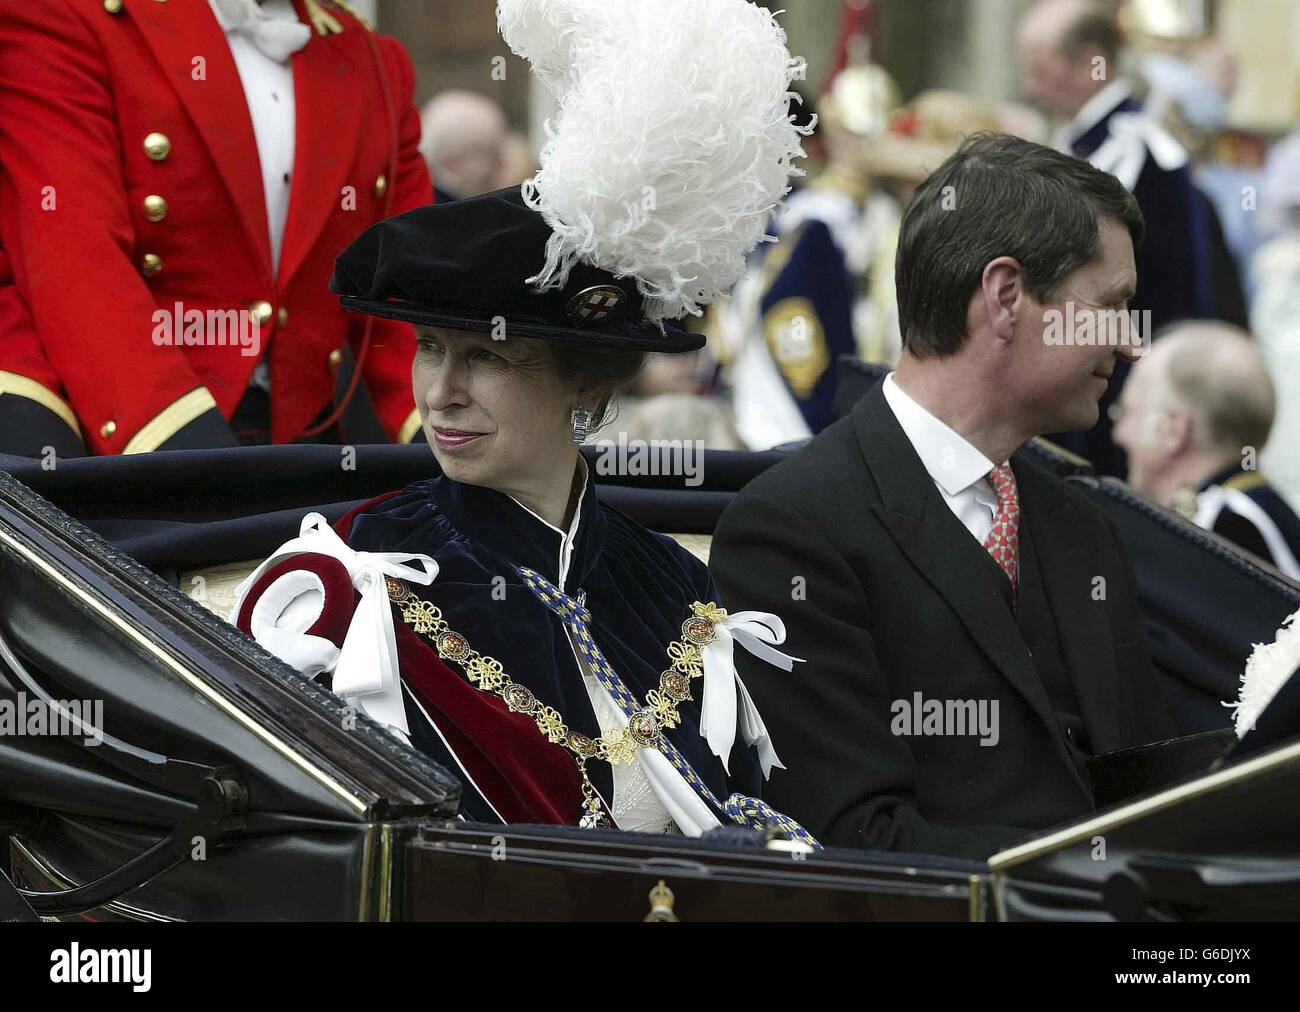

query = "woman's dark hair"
(895, 132), (1144, 358)
(547, 342), (647, 430)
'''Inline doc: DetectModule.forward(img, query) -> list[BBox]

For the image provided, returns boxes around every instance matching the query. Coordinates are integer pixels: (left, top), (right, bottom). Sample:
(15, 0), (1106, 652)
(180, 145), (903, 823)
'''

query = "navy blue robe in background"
(754, 218), (857, 435)
(1197, 466), (1300, 581)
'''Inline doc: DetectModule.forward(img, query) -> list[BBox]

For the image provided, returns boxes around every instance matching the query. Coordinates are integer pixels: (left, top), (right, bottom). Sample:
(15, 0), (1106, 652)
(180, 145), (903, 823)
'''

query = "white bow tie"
(209, 0), (312, 63)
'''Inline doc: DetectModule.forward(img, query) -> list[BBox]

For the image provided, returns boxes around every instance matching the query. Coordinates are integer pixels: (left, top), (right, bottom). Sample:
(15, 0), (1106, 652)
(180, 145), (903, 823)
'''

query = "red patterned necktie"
(983, 463), (1020, 595)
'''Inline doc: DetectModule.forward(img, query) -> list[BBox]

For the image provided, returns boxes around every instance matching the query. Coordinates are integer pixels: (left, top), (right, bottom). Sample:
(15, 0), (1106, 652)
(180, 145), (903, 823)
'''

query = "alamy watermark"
(891, 691), (999, 746)
(1042, 302), (1151, 356)
(0, 692), (103, 746)
(152, 301), (261, 358)
(50, 944), (150, 991)
(591, 432), (705, 487)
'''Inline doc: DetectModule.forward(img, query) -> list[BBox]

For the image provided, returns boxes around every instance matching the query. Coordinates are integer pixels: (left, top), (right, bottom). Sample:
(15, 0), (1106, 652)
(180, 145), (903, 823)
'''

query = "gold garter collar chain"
(384, 577), (727, 825)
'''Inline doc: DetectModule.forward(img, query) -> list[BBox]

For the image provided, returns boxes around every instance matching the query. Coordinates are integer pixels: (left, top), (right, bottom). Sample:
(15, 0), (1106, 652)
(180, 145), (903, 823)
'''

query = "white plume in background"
(1228, 608), (1300, 737)
(496, 0), (813, 323)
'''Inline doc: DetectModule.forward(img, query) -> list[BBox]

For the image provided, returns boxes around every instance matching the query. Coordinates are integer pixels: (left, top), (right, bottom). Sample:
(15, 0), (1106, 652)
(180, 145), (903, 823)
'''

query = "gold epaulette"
(330, 0), (374, 31)
(1223, 471), (1269, 494)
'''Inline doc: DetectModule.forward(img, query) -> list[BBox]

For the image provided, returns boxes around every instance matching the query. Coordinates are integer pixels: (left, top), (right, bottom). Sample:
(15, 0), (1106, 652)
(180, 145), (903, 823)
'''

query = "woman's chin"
(433, 450), (494, 487)
(434, 452), (468, 476)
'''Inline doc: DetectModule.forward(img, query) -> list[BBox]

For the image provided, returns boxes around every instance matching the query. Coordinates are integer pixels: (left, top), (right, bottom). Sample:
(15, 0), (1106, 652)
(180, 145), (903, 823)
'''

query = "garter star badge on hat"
(566, 285), (625, 325)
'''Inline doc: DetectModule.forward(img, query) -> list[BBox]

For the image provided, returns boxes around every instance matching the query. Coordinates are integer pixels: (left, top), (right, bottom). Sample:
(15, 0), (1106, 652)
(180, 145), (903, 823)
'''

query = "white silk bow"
(1089, 111), (1188, 192)
(232, 513), (438, 743)
(698, 611), (801, 778)
(209, 0), (312, 62)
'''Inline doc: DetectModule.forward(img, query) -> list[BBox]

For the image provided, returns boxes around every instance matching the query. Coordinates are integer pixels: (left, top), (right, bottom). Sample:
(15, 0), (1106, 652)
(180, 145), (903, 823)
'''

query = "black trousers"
(230, 385), (341, 446)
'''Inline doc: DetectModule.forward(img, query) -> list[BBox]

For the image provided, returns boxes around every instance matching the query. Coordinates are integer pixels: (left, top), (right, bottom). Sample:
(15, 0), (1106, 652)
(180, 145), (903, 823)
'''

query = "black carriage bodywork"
(0, 465), (460, 920)
(1, 430), (1299, 921)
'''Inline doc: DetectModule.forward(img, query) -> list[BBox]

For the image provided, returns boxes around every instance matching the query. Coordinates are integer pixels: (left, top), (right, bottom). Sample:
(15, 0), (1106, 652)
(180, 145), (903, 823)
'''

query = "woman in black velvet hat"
(232, 0), (818, 841)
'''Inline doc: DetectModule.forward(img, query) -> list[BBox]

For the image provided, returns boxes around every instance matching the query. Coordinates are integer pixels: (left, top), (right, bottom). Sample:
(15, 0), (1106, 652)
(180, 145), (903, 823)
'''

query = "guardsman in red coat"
(0, 0), (432, 457)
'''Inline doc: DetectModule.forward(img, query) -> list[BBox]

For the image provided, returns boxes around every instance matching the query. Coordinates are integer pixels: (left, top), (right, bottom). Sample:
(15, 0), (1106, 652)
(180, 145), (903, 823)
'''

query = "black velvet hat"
(330, 187), (705, 353)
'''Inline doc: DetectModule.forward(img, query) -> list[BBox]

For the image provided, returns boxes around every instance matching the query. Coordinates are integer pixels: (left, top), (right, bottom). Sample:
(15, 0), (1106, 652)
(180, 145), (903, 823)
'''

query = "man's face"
(1017, 33), (1091, 121)
(445, 139), (505, 198)
(1009, 216), (1139, 436)
(1112, 347), (1177, 498)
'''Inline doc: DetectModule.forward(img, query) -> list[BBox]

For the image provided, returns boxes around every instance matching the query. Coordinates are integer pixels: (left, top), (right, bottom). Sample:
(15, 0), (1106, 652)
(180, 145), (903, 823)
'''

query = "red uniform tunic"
(0, 0), (431, 454)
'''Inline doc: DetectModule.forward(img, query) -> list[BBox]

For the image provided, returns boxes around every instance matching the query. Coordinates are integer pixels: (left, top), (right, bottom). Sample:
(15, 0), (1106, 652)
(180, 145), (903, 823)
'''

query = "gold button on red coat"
(140, 253), (163, 277)
(249, 300), (273, 327)
(143, 195), (167, 222)
(103, 0), (123, 14)
(328, 349), (343, 370)
(143, 133), (171, 161)
(101, 420), (117, 438)
(373, 174), (387, 199)
(277, 306), (289, 327)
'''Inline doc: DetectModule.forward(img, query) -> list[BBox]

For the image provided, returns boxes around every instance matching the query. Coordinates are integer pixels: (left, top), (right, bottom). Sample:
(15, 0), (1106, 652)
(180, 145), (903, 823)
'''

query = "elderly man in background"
(419, 89), (511, 202)
(1016, 0), (1244, 478)
(495, 131), (537, 189)
(1113, 321), (1300, 580)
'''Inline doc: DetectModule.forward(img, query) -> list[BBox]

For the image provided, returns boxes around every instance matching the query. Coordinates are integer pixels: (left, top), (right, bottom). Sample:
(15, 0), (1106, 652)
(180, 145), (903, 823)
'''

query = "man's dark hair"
(1059, 4), (1122, 66)
(895, 133), (1144, 358)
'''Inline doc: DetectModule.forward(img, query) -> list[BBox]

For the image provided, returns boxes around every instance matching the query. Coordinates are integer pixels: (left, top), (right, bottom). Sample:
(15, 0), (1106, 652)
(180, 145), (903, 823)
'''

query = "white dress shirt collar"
(503, 455), (589, 591)
(882, 372), (996, 496)
(211, 0), (301, 278)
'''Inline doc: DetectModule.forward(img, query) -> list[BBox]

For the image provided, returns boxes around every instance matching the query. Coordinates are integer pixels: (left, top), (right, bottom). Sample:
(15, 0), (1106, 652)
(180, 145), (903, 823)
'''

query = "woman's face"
(411, 327), (581, 495)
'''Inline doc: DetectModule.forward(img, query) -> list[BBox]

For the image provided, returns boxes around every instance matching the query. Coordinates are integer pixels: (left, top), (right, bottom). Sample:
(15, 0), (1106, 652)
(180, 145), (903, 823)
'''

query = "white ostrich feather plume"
(1228, 607), (1300, 737)
(497, 0), (813, 323)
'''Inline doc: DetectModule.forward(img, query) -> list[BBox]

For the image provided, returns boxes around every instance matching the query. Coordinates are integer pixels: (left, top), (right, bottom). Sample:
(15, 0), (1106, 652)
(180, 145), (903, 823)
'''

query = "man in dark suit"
(711, 134), (1175, 860)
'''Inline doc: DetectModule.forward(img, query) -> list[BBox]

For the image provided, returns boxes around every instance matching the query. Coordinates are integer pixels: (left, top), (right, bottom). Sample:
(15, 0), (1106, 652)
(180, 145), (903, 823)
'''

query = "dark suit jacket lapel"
(133, 0), (273, 280)
(853, 386), (1102, 800)
(853, 387), (1064, 735)
(1016, 463), (1122, 755)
